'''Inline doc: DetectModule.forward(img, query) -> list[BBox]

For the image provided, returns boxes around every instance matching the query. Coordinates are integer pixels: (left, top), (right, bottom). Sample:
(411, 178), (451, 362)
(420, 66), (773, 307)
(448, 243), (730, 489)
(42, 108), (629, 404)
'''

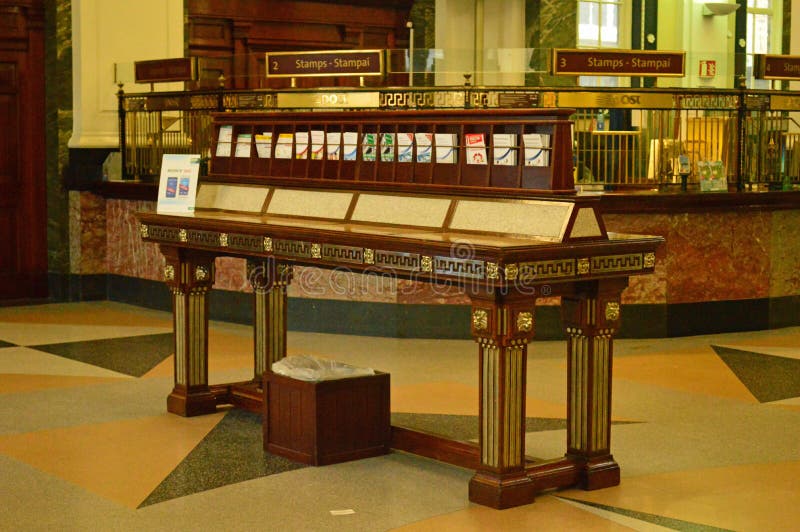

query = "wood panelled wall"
(187, 0), (413, 89)
(0, 0), (47, 300)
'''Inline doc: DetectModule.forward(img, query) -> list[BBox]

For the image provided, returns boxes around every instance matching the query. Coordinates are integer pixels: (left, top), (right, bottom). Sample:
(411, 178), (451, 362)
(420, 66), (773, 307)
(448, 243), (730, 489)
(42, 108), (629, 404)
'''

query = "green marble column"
(526, 0), (577, 87)
(45, 0), (73, 291)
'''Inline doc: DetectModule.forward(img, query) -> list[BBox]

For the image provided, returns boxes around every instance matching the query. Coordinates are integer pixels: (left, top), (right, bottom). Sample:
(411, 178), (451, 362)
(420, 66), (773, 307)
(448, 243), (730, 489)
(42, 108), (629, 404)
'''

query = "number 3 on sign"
(560, 57), (566, 68)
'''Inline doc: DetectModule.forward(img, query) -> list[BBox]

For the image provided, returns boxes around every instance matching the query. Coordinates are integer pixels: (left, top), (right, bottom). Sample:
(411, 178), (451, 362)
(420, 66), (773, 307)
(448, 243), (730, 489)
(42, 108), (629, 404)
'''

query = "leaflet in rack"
(214, 128), (551, 167)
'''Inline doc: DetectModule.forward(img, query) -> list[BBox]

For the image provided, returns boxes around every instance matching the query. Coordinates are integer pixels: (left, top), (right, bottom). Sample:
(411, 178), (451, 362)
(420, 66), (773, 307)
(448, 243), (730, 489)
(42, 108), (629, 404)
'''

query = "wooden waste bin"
(263, 369), (390, 466)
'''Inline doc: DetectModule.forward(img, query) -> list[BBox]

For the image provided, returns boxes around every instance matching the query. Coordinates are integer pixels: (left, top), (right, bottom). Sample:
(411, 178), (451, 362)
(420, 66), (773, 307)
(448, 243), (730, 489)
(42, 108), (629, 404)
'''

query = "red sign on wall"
(552, 49), (685, 77)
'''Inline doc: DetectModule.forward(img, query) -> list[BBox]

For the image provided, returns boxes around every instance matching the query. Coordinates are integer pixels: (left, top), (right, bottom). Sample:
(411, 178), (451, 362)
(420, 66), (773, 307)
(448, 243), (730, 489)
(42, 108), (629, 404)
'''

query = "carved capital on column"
(160, 245), (215, 294)
(468, 289), (536, 346)
(561, 279), (628, 335)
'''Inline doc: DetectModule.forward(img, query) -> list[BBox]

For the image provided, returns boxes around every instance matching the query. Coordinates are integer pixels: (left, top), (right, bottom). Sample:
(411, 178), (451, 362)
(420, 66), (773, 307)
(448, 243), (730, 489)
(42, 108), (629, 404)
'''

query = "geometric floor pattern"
(1, 301), (799, 531)
(34, 333), (174, 377)
(711, 345), (800, 402)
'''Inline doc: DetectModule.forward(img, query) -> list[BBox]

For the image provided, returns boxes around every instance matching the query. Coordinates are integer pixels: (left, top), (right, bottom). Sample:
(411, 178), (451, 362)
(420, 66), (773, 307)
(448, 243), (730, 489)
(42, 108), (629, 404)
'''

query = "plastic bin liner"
(271, 355), (376, 382)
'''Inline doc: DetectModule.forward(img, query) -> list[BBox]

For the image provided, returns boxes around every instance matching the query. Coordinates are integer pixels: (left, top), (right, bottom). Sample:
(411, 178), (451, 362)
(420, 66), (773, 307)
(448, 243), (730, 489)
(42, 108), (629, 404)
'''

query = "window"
(746, 0), (783, 88)
(577, 0), (629, 87)
(578, 0), (621, 48)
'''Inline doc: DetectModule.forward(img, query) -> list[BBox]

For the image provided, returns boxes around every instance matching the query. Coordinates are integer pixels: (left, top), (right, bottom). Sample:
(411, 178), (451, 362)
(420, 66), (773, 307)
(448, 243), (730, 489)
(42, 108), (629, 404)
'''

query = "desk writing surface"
(161, 209), (560, 247)
(188, 184), (602, 244)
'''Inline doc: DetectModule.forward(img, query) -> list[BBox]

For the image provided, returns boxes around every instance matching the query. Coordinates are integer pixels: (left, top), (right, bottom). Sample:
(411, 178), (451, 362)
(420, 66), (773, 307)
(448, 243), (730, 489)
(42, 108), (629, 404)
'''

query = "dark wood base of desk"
(181, 382), (621, 509)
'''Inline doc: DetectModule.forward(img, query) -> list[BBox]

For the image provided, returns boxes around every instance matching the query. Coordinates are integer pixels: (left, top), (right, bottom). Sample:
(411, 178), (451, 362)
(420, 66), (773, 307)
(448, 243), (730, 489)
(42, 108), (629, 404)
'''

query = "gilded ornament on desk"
(421, 256), (433, 272)
(195, 266), (209, 281)
(311, 243), (322, 259)
(139, 223), (149, 238)
(516, 311), (533, 333)
(577, 258), (590, 275)
(644, 252), (656, 268)
(505, 263), (518, 281)
(472, 309), (489, 331)
(263, 237), (273, 252)
(163, 265), (175, 281)
(605, 301), (620, 321)
(219, 233), (228, 247)
(178, 229), (188, 243)
(363, 248), (375, 264)
(486, 262), (499, 280)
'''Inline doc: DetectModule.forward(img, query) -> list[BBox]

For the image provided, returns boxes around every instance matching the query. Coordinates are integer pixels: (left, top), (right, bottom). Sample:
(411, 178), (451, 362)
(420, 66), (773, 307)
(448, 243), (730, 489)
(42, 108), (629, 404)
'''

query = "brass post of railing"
(217, 74), (226, 111)
(736, 76), (746, 191)
(117, 83), (130, 180)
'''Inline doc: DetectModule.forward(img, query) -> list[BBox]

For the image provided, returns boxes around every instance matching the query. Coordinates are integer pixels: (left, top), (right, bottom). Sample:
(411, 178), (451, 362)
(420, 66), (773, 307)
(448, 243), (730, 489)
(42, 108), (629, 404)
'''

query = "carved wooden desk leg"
(248, 259), (293, 380)
(162, 246), (217, 417)
(467, 288), (537, 509)
(561, 278), (627, 490)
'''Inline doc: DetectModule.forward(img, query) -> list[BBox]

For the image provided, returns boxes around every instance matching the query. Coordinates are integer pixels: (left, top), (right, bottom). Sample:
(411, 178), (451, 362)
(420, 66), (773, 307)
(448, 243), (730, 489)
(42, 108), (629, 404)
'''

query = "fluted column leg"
(248, 259), (293, 381)
(467, 288), (537, 509)
(561, 278), (627, 490)
(162, 246), (217, 417)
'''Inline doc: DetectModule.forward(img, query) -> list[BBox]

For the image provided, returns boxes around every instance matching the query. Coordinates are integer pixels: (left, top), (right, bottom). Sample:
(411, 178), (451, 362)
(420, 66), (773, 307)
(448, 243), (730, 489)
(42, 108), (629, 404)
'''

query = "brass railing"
(118, 86), (800, 191)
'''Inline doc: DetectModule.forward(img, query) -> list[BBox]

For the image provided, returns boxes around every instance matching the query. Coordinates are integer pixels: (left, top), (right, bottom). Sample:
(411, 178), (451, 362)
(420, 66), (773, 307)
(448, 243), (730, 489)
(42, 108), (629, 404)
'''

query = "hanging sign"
(754, 54), (800, 80)
(134, 58), (197, 83)
(552, 49), (685, 77)
(266, 50), (384, 78)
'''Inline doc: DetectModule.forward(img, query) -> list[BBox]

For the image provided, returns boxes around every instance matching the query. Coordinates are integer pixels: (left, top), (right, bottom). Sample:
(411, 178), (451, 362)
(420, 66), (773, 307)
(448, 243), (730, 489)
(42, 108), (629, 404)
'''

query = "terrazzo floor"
(1, 301), (799, 531)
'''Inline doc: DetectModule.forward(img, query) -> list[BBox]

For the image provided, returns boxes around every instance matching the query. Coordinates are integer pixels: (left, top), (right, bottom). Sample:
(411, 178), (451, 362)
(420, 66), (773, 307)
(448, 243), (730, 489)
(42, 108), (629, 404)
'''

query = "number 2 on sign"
(272, 61), (279, 71)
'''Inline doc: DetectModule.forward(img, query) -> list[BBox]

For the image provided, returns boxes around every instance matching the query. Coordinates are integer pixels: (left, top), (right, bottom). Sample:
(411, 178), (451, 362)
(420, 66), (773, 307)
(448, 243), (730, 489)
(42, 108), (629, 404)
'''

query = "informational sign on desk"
(156, 154), (201, 214)
(552, 49), (685, 77)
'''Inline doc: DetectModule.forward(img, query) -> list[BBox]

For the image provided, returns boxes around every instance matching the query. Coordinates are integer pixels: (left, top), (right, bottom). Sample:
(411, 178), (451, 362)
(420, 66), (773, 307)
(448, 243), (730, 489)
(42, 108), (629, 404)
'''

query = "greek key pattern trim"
(273, 239), (313, 258)
(147, 225), (182, 242)
(518, 259), (575, 280)
(434, 257), (485, 280)
(321, 244), (364, 264)
(187, 230), (221, 248)
(373, 250), (420, 271)
(591, 253), (643, 273)
(226, 233), (264, 253)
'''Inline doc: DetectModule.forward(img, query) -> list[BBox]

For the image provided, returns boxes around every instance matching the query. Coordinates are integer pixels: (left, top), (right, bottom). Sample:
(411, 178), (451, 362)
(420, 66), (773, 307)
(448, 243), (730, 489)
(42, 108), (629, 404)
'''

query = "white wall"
(70, 0), (183, 148)
(658, 0), (738, 88)
(434, 0), (526, 86)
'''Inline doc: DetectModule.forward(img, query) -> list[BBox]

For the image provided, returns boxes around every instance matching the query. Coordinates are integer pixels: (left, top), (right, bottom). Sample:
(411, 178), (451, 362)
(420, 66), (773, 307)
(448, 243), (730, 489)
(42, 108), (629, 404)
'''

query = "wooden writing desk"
(138, 109), (663, 509)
